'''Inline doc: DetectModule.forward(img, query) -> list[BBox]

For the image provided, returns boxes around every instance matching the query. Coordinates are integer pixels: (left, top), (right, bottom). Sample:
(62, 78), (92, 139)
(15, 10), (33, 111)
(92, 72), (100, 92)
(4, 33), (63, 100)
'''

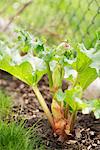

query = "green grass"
(0, 121), (46, 150)
(0, 90), (45, 150)
(0, 90), (12, 119)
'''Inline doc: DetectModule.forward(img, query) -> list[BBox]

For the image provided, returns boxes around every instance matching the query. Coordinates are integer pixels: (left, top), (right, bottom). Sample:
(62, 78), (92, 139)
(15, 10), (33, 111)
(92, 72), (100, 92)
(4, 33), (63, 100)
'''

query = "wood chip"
(87, 145), (92, 150)
(66, 140), (77, 144)
(75, 128), (81, 138)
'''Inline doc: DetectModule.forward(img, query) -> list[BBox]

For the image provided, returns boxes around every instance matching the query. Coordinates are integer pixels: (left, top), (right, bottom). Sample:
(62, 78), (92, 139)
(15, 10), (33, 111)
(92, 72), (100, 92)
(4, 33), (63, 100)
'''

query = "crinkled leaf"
(54, 89), (66, 103)
(76, 67), (97, 90)
(93, 99), (100, 119)
(79, 43), (100, 76)
(17, 30), (34, 53)
(94, 109), (100, 119)
(64, 66), (77, 83)
(72, 47), (91, 72)
(90, 50), (100, 76)
(65, 86), (85, 110)
(33, 39), (44, 55)
(72, 45), (98, 89)
(38, 47), (57, 63)
(0, 41), (47, 85)
(82, 99), (100, 119)
(49, 60), (57, 72)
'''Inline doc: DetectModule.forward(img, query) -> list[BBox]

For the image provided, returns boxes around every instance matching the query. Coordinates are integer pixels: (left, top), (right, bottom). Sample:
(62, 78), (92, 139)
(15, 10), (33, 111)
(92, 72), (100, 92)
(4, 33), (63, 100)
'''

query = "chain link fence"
(0, 0), (99, 47)
(61, 0), (100, 47)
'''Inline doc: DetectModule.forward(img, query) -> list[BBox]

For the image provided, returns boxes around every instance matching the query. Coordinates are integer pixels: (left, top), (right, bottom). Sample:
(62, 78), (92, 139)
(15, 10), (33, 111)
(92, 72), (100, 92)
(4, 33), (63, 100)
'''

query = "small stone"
(19, 84), (25, 89)
(90, 131), (94, 136)
(86, 128), (90, 131)
(53, 133), (57, 137)
(87, 145), (91, 150)
(25, 99), (28, 104)
(67, 140), (77, 144)
(97, 140), (100, 145)
(75, 128), (81, 138)
(92, 143), (97, 147)
(23, 93), (27, 98)
(28, 112), (33, 116)
(46, 141), (49, 146)
(9, 82), (17, 88)
(28, 93), (34, 97)
(82, 140), (86, 144)
(33, 114), (36, 118)
(0, 80), (7, 85)
(36, 109), (39, 112)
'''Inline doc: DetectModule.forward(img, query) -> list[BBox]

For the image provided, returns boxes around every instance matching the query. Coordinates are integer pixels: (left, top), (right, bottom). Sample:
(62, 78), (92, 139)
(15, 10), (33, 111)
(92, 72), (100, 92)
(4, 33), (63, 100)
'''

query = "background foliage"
(0, 0), (99, 47)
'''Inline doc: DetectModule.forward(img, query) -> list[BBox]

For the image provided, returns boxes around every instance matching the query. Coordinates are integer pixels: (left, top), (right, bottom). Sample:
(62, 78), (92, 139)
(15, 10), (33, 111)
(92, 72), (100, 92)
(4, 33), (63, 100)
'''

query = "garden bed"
(0, 71), (100, 150)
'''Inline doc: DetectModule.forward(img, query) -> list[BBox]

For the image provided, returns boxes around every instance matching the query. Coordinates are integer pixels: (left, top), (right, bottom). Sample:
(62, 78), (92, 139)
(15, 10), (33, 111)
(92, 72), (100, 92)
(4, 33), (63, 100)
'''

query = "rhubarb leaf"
(65, 86), (85, 110)
(0, 41), (47, 86)
(72, 45), (98, 89)
(82, 99), (100, 119)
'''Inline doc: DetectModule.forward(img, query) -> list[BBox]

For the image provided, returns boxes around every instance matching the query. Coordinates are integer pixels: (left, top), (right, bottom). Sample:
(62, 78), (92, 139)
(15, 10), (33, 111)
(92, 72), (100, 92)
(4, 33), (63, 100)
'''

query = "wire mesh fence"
(61, 0), (100, 47)
(0, 0), (99, 47)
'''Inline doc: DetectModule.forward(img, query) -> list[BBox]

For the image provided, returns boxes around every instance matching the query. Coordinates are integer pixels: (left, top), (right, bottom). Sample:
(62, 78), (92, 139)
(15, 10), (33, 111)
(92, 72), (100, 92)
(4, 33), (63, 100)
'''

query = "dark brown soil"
(0, 71), (100, 150)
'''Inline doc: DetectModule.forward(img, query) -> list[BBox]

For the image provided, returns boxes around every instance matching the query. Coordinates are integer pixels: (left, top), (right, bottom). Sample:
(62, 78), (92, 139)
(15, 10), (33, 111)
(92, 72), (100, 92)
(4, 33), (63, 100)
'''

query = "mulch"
(0, 71), (100, 150)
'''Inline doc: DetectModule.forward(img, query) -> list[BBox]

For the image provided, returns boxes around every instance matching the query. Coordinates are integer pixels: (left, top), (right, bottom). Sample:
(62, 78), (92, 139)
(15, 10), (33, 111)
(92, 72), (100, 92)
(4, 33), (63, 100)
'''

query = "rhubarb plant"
(0, 30), (100, 138)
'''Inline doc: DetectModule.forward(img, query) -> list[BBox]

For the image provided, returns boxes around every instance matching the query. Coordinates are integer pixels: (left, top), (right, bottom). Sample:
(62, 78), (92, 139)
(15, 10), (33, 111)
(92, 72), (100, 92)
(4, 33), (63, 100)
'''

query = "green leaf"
(64, 66), (77, 83)
(54, 89), (66, 103)
(33, 39), (44, 55)
(52, 64), (64, 89)
(79, 43), (100, 76)
(82, 99), (100, 119)
(76, 67), (97, 90)
(39, 48), (56, 63)
(90, 50), (100, 76)
(72, 45), (98, 89)
(65, 86), (84, 110)
(17, 30), (34, 53)
(93, 99), (100, 119)
(94, 109), (100, 119)
(0, 41), (47, 86)
(72, 47), (91, 72)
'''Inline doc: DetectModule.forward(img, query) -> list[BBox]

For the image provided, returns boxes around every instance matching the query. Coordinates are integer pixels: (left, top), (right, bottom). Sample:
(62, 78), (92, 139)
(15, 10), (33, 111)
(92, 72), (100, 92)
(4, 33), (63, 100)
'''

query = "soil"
(0, 71), (100, 150)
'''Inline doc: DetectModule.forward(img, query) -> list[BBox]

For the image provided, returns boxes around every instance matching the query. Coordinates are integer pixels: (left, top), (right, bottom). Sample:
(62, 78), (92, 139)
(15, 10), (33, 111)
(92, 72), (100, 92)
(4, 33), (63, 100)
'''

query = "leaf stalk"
(32, 85), (54, 129)
(46, 63), (53, 89)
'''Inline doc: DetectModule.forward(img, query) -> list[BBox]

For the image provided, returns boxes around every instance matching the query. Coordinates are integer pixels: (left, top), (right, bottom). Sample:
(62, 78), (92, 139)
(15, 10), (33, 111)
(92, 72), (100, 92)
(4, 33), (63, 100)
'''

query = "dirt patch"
(0, 71), (100, 150)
